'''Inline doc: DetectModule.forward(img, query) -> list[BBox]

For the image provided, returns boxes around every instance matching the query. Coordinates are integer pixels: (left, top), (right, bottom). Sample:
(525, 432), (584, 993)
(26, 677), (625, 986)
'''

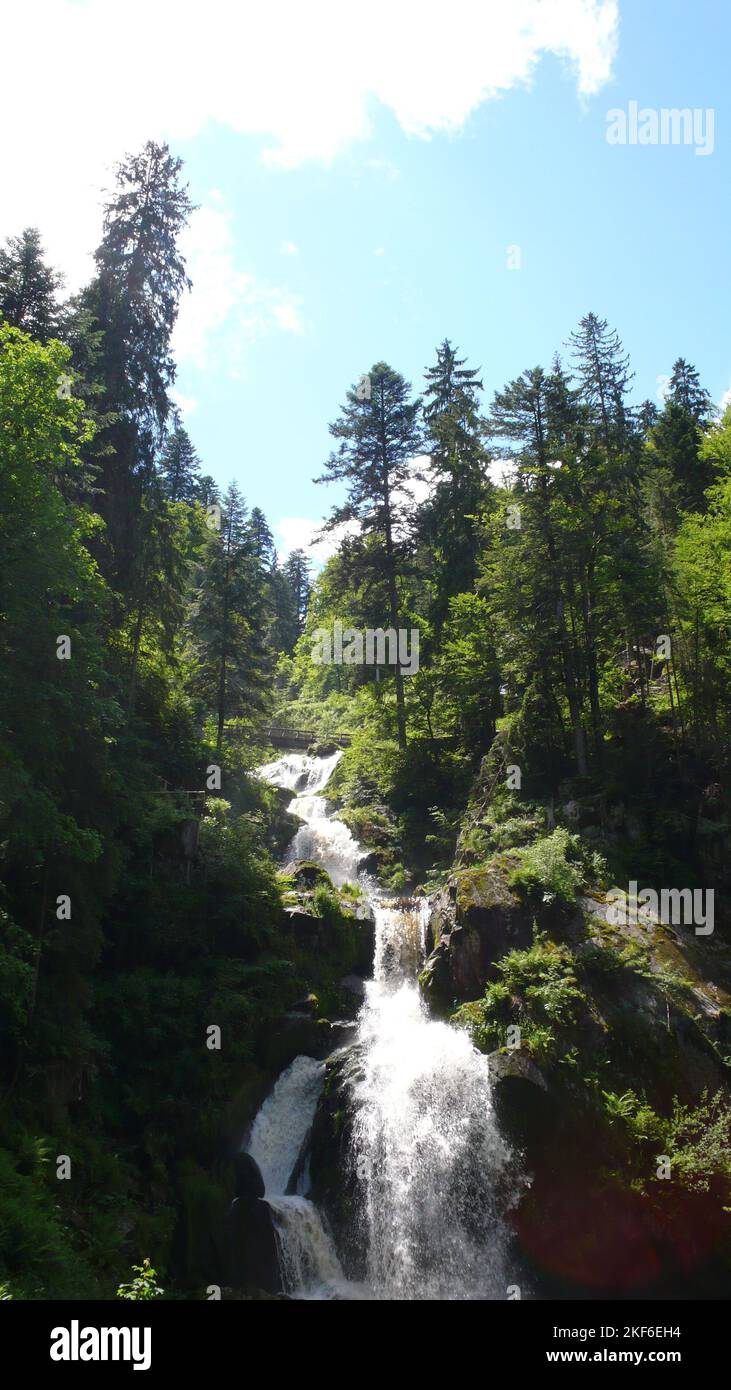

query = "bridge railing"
(223, 722), (352, 747)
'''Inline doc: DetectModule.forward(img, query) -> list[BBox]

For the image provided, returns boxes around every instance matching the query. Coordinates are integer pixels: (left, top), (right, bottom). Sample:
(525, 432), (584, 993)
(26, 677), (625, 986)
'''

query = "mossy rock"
(420, 860), (533, 1006)
(291, 861), (335, 889)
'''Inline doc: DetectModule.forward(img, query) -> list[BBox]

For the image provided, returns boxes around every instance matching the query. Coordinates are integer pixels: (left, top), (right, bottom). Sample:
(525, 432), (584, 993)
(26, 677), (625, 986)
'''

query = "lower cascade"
(247, 751), (517, 1300)
(246, 1052), (349, 1298)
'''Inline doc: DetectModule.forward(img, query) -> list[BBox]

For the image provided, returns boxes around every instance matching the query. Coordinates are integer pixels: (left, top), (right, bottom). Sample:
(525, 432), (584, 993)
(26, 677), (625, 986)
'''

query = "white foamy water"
(248, 1055), (325, 1196)
(267, 1195), (351, 1299)
(258, 750), (342, 795)
(250, 749), (515, 1300)
(352, 979), (512, 1299)
(259, 751), (364, 886)
(245, 1051), (351, 1298)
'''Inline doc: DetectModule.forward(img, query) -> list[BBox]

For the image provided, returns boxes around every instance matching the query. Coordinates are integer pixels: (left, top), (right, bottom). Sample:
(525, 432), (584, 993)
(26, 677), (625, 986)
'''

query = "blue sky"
(2, 0), (729, 557)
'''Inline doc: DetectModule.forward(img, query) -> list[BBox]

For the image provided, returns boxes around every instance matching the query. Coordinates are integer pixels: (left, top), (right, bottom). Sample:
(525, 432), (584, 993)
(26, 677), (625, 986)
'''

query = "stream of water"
(248, 751), (514, 1299)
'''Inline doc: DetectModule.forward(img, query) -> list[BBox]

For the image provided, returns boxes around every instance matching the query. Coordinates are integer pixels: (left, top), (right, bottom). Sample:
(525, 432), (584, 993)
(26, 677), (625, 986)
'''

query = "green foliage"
(602, 1089), (731, 1197)
(3, 137), (731, 1304)
(312, 881), (347, 926)
(116, 1258), (164, 1301)
(508, 828), (585, 907)
(454, 932), (581, 1060)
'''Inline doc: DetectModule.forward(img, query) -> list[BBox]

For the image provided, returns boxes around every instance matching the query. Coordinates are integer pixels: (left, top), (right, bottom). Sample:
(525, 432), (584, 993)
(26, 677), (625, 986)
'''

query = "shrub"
(312, 882), (347, 927)
(454, 933), (581, 1060)
(509, 828), (584, 908)
(116, 1257), (164, 1300)
(602, 1088), (731, 1196)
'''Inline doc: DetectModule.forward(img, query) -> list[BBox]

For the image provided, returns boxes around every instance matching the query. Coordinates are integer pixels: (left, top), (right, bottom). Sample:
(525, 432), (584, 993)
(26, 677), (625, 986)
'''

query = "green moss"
(453, 856), (519, 914)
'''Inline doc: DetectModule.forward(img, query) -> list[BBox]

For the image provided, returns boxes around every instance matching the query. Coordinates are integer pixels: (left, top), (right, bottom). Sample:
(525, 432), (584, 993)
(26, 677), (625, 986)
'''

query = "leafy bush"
(602, 1088), (731, 1196)
(509, 828), (584, 907)
(116, 1258), (164, 1300)
(312, 882), (347, 926)
(453, 932), (582, 1060)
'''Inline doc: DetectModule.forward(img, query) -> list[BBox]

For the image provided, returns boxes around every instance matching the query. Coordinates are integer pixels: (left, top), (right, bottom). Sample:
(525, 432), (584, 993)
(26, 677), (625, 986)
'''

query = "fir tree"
(569, 311), (634, 452)
(188, 483), (269, 749)
(647, 358), (714, 521)
(316, 363), (422, 748)
(0, 227), (64, 342)
(283, 548), (312, 633)
(158, 420), (202, 503)
(249, 507), (276, 570)
(421, 339), (488, 614)
(76, 141), (194, 595)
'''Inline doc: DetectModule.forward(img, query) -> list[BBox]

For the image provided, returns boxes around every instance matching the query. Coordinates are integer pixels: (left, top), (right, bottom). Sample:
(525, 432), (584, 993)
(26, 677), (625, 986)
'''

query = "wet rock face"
(234, 1152), (266, 1200)
(226, 1195), (281, 1294)
(264, 786), (302, 857)
(420, 864), (533, 1006)
(225, 1151), (281, 1294)
(308, 1044), (366, 1279)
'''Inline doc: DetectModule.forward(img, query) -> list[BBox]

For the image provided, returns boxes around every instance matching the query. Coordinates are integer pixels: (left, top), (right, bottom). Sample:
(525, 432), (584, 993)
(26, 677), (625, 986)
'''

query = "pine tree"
(75, 142), (194, 595)
(249, 507), (275, 569)
(647, 358), (714, 521)
(196, 475), (220, 507)
(421, 340), (489, 615)
(158, 420), (202, 502)
(487, 361), (589, 773)
(188, 483), (269, 749)
(283, 548), (312, 633)
(269, 563), (300, 654)
(569, 312), (634, 452)
(0, 227), (64, 342)
(316, 363), (422, 749)
(668, 357), (711, 419)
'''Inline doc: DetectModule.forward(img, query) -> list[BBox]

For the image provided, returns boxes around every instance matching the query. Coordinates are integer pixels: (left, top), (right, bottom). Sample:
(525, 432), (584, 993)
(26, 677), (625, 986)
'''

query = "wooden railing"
(224, 723), (352, 748)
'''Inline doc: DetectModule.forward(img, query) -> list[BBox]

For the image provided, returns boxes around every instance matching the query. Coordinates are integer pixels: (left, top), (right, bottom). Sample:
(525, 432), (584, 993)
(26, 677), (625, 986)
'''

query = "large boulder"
(264, 786), (301, 857)
(234, 1152), (266, 1200)
(226, 1152), (281, 1293)
(420, 860), (533, 1007)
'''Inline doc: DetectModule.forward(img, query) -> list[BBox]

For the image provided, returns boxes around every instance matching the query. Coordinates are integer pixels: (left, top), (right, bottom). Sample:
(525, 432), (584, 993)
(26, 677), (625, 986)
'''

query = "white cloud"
(276, 515), (358, 564)
(172, 203), (305, 370)
(0, 0), (618, 289)
(271, 300), (305, 335)
(365, 158), (400, 181)
(280, 240), (300, 256)
(170, 388), (199, 417)
(488, 456), (518, 486)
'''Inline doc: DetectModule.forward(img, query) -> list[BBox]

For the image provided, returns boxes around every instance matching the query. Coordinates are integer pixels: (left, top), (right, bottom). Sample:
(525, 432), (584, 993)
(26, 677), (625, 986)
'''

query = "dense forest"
(1, 140), (730, 1300)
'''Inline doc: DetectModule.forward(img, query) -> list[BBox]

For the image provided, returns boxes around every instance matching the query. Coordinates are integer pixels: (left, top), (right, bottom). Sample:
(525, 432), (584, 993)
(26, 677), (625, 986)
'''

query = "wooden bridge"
(224, 723), (352, 749)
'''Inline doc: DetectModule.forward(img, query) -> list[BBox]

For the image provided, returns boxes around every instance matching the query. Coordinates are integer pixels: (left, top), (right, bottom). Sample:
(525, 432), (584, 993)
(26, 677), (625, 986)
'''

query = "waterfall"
(251, 750), (516, 1300)
(248, 1055), (324, 1196)
(244, 1052), (350, 1298)
(259, 751), (364, 886)
(266, 1196), (350, 1300)
(353, 974), (513, 1299)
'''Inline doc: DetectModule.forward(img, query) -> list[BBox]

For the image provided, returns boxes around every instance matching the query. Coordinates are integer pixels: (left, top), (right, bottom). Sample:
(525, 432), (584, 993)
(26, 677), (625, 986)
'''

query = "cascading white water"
(353, 907), (514, 1300)
(245, 1053), (349, 1298)
(266, 1196), (348, 1300)
(248, 1055), (324, 1196)
(259, 751), (364, 886)
(252, 750), (516, 1300)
